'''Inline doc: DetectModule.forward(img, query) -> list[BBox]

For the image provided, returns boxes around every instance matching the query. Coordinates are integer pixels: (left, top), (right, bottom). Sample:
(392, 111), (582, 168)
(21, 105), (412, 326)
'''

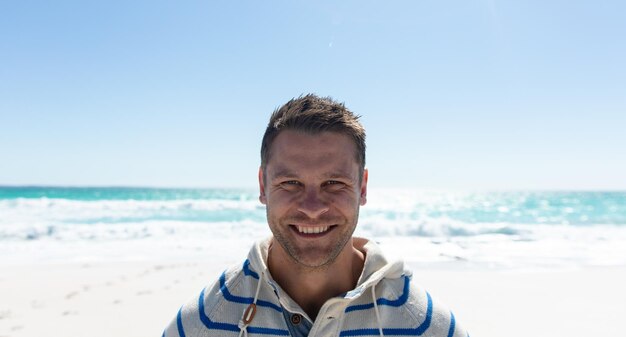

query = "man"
(164, 94), (467, 337)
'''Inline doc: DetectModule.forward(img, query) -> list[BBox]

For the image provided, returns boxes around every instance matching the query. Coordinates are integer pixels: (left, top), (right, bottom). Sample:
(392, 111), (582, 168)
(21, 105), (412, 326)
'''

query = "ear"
(258, 167), (267, 205)
(359, 168), (368, 206)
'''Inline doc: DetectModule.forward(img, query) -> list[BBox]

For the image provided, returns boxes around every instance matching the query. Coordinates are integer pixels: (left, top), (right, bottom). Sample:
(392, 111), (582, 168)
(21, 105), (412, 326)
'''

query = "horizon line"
(1, 184), (625, 193)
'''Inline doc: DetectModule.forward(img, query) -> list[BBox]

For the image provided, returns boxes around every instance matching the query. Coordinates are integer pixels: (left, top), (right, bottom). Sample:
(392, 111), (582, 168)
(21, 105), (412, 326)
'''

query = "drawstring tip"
(243, 303), (257, 325)
(238, 302), (257, 337)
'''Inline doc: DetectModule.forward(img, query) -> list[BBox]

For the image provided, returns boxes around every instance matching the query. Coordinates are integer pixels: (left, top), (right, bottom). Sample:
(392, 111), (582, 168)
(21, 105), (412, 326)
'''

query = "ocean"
(1, 186), (625, 269)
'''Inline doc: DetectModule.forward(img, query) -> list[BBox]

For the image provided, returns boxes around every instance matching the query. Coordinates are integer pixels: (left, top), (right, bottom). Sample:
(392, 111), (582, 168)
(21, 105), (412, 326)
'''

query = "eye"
(323, 180), (345, 188)
(279, 180), (302, 189)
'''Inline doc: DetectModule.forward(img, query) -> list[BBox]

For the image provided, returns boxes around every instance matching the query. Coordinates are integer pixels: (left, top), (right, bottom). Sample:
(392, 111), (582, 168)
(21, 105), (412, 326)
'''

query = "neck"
(268, 238), (365, 321)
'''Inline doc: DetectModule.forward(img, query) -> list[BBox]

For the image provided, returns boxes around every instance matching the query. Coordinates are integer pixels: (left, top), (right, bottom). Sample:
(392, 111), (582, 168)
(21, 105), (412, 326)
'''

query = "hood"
(247, 236), (410, 299)
(346, 237), (409, 299)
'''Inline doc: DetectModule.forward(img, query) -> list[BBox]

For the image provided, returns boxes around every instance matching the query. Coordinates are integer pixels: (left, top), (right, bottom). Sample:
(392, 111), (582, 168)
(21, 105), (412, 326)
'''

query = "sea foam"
(1, 188), (625, 269)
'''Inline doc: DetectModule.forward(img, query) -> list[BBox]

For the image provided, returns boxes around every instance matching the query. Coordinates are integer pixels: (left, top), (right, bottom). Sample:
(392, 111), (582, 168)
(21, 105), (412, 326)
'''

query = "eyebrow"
(270, 169), (355, 181)
(270, 169), (299, 180)
(324, 172), (354, 180)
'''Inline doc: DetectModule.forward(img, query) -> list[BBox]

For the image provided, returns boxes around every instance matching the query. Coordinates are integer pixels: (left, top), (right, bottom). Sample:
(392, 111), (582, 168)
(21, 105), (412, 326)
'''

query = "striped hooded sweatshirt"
(163, 238), (468, 337)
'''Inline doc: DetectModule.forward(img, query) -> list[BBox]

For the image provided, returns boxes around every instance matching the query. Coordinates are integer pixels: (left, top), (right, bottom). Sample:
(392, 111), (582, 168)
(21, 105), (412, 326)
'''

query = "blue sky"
(1, 0), (624, 190)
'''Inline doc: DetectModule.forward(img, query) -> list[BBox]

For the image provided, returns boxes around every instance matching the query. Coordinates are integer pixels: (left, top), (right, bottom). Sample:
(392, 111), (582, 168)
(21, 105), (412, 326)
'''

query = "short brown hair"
(260, 94), (366, 173)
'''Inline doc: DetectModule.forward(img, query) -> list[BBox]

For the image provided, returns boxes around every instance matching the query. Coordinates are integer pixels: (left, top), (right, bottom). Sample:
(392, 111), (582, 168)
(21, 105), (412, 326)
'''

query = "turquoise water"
(1, 187), (624, 227)
(0, 186), (255, 201)
(2, 186), (625, 267)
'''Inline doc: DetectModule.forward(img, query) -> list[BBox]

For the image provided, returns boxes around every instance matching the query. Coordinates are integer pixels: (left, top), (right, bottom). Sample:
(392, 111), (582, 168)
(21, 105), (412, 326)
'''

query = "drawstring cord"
(238, 272), (264, 337)
(237, 271), (385, 337)
(371, 284), (384, 337)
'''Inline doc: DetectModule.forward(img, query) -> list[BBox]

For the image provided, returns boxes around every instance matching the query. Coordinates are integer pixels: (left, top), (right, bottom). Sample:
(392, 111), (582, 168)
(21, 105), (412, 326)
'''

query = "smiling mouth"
(291, 225), (335, 235)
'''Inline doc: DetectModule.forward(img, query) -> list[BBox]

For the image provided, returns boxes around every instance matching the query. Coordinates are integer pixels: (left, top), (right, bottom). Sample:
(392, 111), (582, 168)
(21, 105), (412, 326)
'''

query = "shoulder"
(403, 276), (469, 337)
(338, 275), (468, 337)
(162, 259), (288, 337)
(162, 263), (249, 337)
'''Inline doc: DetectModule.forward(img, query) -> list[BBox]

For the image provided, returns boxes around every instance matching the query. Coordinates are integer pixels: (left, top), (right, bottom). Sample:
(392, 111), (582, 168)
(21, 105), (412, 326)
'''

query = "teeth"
(296, 226), (330, 234)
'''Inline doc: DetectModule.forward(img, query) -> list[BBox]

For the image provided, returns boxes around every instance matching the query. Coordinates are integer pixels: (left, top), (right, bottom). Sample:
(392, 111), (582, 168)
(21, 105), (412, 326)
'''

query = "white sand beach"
(1, 241), (625, 337)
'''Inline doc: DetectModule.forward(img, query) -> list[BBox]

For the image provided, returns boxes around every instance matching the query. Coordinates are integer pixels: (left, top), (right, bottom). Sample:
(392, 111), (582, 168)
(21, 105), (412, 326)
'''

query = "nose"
(297, 188), (329, 219)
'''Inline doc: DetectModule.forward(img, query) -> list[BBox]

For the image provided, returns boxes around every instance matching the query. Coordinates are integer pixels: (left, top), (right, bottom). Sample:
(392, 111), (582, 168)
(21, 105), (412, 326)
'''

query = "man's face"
(259, 130), (368, 268)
